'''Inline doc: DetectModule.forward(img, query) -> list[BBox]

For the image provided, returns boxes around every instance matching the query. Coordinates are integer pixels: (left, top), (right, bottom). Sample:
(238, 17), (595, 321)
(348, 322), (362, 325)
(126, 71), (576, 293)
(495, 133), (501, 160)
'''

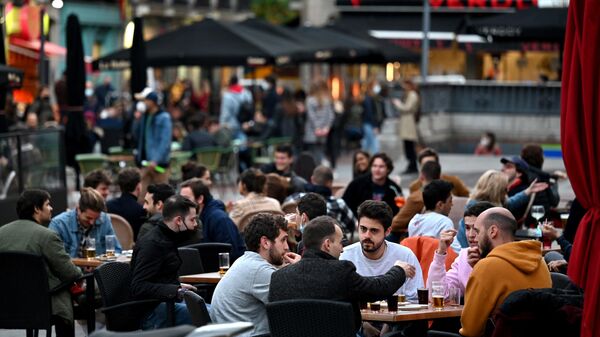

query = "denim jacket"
(49, 209), (122, 257)
(135, 110), (172, 167)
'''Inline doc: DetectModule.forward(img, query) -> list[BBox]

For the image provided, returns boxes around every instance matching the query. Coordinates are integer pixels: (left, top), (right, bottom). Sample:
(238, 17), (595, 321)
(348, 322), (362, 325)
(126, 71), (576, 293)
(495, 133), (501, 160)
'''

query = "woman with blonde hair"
(456, 169), (549, 247)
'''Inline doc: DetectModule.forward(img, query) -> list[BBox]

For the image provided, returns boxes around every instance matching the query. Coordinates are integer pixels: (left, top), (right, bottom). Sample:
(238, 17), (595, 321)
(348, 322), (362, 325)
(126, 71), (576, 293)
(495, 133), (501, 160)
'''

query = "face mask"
(85, 88), (94, 97)
(373, 84), (381, 95)
(136, 101), (146, 113)
(480, 137), (490, 146)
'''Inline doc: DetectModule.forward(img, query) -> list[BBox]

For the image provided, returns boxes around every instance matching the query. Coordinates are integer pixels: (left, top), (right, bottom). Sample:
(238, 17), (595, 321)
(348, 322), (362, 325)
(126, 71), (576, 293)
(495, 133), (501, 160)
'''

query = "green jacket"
(0, 219), (83, 321)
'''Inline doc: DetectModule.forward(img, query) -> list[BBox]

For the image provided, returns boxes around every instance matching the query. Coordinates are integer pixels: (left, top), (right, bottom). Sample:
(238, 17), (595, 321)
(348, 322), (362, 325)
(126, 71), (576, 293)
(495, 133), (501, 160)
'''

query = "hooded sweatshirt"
(460, 240), (552, 337)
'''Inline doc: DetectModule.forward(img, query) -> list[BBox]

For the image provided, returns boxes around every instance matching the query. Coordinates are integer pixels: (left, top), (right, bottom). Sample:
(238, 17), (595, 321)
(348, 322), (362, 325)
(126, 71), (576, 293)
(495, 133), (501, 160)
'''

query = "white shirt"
(340, 241), (424, 301)
(408, 212), (461, 253)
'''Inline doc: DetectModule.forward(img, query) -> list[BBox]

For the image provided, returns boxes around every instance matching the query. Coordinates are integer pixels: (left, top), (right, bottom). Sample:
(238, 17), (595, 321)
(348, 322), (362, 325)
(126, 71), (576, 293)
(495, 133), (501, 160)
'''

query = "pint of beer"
(432, 295), (444, 310)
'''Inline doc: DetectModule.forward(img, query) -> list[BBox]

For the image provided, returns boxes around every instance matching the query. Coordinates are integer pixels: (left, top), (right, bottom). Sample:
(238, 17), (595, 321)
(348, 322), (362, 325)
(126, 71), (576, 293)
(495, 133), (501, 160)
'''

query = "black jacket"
(130, 222), (182, 305)
(138, 213), (203, 247)
(342, 173), (402, 217)
(106, 193), (146, 240)
(269, 249), (406, 330)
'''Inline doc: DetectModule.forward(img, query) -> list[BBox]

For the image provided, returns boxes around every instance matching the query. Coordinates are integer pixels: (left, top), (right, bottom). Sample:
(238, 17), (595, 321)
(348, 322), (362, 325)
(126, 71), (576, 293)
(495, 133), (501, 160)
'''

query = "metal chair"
(109, 213), (134, 250)
(194, 147), (222, 172)
(94, 262), (175, 331)
(183, 242), (232, 273)
(75, 153), (108, 175)
(183, 291), (212, 327)
(169, 151), (193, 183)
(89, 325), (196, 337)
(266, 299), (356, 337)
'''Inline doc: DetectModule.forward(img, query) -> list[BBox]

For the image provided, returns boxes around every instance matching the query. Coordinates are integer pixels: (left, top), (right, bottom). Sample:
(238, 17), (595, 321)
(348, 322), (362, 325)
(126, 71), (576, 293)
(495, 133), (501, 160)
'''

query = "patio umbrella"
(130, 17), (147, 97)
(560, 1), (600, 336)
(467, 7), (567, 42)
(64, 14), (88, 175)
(93, 18), (303, 70)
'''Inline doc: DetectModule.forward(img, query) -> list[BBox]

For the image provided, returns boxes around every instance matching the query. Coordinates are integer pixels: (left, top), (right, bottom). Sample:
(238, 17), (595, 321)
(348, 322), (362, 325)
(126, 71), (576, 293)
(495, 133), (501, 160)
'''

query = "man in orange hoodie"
(459, 207), (551, 337)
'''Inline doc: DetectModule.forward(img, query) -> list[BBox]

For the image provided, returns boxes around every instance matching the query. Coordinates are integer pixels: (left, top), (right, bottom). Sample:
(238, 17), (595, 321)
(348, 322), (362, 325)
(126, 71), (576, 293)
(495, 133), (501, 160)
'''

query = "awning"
(9, 37), (67, 59)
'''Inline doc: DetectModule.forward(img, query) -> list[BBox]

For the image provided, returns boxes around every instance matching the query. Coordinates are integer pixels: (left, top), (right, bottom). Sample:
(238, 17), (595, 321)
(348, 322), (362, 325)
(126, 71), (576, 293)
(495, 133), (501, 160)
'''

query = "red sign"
(337, 0), (540, 10)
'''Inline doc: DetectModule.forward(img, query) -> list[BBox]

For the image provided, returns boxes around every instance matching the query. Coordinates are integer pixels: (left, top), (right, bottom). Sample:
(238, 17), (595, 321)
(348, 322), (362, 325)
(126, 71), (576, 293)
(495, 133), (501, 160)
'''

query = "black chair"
(178, 247), (205, 276)
(94, 262), (175, 331)
(89, 325), (196, 337)
(0, 252), (57, 337)
(183, 243), (232, 272)
(183, 291), (212, 327)
(266, 299), (356, 337)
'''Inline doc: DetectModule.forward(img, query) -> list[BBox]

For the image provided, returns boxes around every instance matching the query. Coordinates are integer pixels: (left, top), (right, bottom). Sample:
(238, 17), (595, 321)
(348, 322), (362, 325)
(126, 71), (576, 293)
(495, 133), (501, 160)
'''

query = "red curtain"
(561, 0), (600, 336)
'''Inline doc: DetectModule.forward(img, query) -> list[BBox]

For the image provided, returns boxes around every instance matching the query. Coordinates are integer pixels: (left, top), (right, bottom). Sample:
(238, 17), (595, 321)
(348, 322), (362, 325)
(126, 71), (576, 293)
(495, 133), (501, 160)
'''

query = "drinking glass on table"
(531, 205), (545, 235)
(85, 238), (96, 260)
(218, 252), (230, 276)
(105, 235), (116, 257)
(431, 281), (445, 310)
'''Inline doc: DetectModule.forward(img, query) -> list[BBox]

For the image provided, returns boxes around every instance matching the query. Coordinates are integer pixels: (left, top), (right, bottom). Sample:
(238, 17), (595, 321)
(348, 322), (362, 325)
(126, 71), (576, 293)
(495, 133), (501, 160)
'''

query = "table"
(179, 272), (223, 284)
(361, 305), (463, 322)
(71, 256), (131, 268)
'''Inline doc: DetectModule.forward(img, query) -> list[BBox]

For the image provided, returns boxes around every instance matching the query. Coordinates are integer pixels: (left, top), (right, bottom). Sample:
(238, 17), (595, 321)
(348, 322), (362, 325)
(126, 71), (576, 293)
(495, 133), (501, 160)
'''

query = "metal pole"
(39, 5), (46, 86)
(421, 0), (430, 83)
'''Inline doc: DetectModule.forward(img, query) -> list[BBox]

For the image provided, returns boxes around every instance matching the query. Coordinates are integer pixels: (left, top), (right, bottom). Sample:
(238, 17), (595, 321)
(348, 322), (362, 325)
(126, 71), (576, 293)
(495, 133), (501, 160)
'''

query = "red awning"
(8, 37), (67, 58)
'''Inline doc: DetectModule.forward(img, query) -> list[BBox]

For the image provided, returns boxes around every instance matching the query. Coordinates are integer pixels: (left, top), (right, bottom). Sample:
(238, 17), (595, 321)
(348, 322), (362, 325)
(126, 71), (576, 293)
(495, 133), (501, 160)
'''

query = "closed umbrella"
(64, 14), (88, 179)
(130, 17), (147, 97)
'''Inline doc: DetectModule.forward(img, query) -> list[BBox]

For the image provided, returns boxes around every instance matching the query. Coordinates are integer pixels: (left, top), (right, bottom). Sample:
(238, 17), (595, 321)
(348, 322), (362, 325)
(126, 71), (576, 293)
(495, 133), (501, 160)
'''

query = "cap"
(134, 87), (159, 104)
(500, 156), (529, 172)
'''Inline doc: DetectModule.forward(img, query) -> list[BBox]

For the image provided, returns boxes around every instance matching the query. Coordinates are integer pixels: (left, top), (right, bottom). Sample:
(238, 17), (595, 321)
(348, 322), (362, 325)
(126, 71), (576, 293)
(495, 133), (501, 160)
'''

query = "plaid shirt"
(285, 192), (357, 233)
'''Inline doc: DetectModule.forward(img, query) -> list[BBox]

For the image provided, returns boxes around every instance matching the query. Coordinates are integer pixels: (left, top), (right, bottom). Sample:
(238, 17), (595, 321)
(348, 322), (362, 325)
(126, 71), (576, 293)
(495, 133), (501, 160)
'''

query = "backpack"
(237, 100), (254, 124)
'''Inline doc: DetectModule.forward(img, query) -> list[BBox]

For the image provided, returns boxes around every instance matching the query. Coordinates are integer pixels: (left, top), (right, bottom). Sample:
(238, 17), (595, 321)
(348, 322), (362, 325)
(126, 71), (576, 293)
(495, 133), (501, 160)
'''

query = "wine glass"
(531, 205), (545, 223)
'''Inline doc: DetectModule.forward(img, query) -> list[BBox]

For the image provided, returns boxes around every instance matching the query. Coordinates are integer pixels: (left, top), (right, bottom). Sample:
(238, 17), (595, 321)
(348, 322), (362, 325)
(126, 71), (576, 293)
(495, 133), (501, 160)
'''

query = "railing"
(420, 81), (561, 115)
(0, 128), (67, 224)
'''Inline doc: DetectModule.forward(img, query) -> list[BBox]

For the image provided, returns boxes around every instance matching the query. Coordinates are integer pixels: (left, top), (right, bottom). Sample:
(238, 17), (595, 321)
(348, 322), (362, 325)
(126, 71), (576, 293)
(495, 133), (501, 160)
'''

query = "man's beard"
(268, 247), (284, 266)
(361, 238), (385, 253)
(479, 235), (493, 259)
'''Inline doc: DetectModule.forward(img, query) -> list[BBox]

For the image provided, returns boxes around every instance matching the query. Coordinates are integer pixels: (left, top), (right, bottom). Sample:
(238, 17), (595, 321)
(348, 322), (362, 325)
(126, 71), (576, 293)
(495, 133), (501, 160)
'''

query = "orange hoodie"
(459, 240), (552, 337)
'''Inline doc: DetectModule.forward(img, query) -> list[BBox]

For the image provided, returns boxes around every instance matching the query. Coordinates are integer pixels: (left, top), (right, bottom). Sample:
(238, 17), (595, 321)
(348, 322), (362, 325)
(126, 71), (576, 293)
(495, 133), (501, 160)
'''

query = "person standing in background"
(303, 80), (334, 165)
(392, 80), (420, 174)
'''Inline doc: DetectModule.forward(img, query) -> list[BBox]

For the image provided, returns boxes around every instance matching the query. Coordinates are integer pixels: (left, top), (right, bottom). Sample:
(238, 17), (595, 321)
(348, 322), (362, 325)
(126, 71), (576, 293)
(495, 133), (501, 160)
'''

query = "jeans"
(361, 123), (379, 155)
(141, 302), (192, 330)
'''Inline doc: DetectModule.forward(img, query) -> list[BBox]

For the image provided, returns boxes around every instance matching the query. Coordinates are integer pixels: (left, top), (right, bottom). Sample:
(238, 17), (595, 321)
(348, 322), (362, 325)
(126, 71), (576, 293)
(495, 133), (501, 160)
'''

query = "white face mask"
(480, 137), (490, 146)
(136, 101), (146, 113)
(372, 84), (381, 95)
(85, 88), (94, 97)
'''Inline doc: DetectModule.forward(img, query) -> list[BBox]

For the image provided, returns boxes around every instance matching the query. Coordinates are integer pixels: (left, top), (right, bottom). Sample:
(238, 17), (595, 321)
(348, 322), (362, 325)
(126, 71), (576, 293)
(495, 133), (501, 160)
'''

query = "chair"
(183, 291), (212, 327)
(0, 252), (55, 337)
(178, 247), (205, 276)
(94, 262), (175, 331)
(109, 213), (134, 250)
(448, 196), (468, 228)
(194, 147), (222, 172)
(183, 243), (232, 272)
(267, 299), (356, 337)
(400, 236), (458, 283)
(75, 153), (108, 175)
(216, 146), (238, 185)
(89, 325), (196, 337)
(237, 209), (285, 233)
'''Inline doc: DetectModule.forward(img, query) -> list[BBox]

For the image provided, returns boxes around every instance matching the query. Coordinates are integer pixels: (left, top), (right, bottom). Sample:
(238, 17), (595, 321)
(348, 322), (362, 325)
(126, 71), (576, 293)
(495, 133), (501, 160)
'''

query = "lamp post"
(38, 0), (48, 86)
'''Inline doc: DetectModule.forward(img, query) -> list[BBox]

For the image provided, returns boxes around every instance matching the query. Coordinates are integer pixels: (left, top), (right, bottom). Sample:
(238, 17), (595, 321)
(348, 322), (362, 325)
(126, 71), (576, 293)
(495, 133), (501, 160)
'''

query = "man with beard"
(460, 207), (551, 337)
(426, 201), (495, 293)
(210, 213), (301, 337)
(130, 195), (199, 329)
(0, 189), (82, 337)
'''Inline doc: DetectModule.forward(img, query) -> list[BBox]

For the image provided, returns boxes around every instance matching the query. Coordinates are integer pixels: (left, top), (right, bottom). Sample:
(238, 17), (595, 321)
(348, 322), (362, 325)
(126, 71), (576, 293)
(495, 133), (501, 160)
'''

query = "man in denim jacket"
(134, 88), (172, 203)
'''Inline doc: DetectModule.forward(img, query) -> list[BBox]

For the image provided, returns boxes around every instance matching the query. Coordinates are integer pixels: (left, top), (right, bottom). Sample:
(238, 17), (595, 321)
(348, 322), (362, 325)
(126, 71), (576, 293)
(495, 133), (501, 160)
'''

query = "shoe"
(402, 167), (418, 175)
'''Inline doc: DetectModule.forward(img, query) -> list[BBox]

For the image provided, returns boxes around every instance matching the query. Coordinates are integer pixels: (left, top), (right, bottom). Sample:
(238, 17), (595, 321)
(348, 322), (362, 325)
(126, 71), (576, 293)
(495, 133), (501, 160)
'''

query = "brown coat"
(409, 174), (470, 198)
(391, 190), (424, 234)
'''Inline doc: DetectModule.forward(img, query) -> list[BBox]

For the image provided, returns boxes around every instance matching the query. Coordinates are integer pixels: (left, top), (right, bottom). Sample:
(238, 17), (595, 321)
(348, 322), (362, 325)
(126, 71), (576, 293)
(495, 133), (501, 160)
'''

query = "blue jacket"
(49, 209), (122, 257)
(135, 109), (172, 167)
(199, 197), (246, 261)
(106, 193), (147, 240)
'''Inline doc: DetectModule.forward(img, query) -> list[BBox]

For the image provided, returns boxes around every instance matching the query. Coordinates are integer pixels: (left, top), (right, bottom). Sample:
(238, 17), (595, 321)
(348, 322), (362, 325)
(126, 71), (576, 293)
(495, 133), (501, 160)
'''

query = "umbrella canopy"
(94, 18), (303, 70)
(130, 17), (147, 97)
(467, 7), (567, 42)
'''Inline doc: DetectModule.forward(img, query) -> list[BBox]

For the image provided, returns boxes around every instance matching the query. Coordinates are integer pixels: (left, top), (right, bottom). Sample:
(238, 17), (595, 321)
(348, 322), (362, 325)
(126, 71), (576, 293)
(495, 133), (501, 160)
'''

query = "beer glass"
(218, 252), (230, 276)
(105, 235), (116, 257)
(447, 287), (460, 306)
(85, 238), (96, 260)
(432, 281), (445, 310)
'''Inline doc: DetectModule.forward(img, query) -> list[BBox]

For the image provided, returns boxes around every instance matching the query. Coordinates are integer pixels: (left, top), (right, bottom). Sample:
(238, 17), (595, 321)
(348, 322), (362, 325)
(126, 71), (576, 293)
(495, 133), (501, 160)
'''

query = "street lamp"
(51, 0), (63, 9)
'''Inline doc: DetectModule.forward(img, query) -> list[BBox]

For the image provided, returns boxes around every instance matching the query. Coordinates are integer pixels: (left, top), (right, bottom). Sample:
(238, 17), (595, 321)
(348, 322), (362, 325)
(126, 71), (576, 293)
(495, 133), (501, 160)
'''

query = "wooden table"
(362, 305), (463, 322)
(72, 256), (131, 268)
(179, 272), (223, 284)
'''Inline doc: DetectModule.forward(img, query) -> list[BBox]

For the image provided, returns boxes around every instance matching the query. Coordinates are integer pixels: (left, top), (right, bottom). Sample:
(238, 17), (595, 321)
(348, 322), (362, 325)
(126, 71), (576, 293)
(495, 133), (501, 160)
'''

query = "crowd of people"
(0, 123), (581, 337)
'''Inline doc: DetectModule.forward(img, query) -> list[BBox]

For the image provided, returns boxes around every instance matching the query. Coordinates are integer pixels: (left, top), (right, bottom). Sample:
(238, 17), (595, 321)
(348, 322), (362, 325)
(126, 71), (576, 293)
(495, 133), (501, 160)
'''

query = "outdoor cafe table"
(179, 272), (223, 284)
(361, 305), (463, 322)
(71, 255), (131, 268)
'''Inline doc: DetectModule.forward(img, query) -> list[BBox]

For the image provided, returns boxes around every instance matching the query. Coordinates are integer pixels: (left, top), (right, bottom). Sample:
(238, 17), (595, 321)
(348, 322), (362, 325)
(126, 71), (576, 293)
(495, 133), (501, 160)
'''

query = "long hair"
(470, 170), (509, 206)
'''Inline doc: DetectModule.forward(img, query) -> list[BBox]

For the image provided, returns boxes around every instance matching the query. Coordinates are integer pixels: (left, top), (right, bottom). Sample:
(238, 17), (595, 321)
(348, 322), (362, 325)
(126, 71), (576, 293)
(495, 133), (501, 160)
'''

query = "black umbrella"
(467, 8), (567, 42)
(64, 14), (88, 175)
(130, 17), (147, 97)
(93, 18), (303, 70)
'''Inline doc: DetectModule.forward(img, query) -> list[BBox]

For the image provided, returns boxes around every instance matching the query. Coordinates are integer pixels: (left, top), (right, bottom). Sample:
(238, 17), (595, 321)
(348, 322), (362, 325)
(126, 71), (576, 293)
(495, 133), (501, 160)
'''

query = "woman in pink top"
(427, 202), (495, 295)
